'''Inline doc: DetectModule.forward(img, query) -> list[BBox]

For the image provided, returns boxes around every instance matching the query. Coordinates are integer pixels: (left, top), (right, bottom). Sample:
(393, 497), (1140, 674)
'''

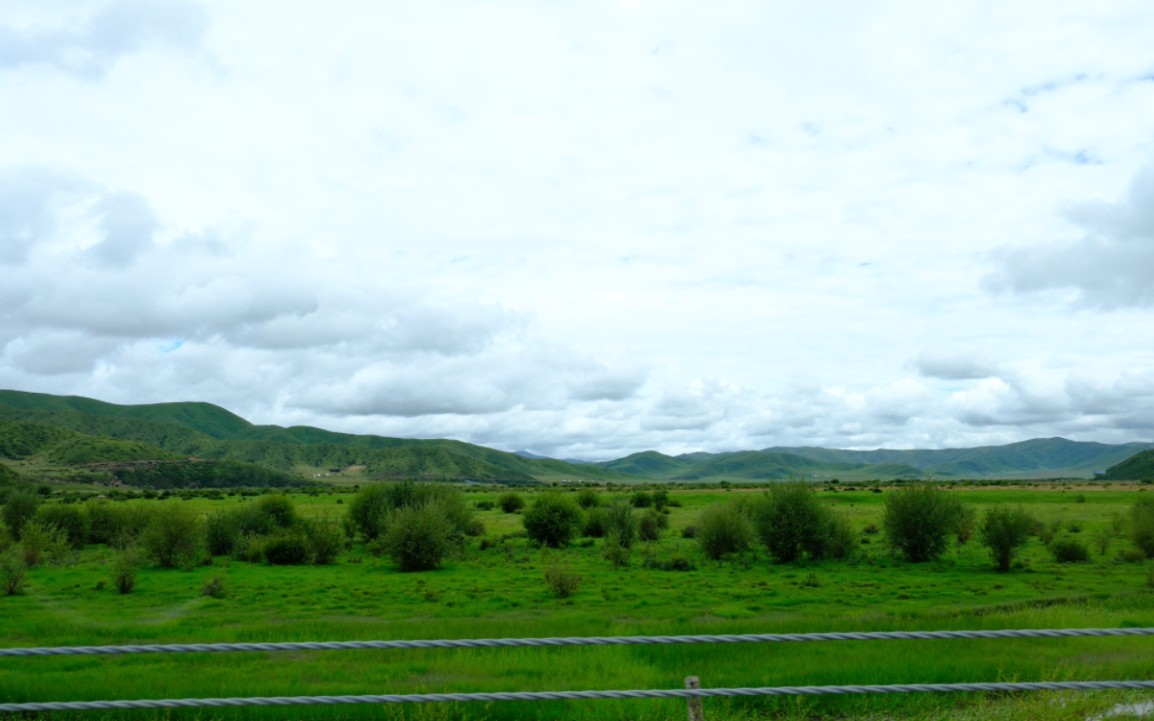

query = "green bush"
(111, 547), (139, 594)
(498, 492), (525, 514)
(652, 490), (670, 511)
(582, 507), (608, 538)
(140, 503), (201, 569)
(695, 502), (754, 560)
(257, 495), (299, 529)
(2, 491), (40, 541)
(1050, 538), (1090, 563)
(201, 574), (228, 599)
(980, 506), (1035, 571)
(630, 492), (653, 508)
(382, 504), (454, 571)
(19, 521), (69, 567)
(882, 485), (965, 562)
(205, 511), (242, 556)
(602, 531), (630, 568)
(522, 494), (582, 548)
(543, 558), (581, 598)
(475, 500), (496, 511)
(348, 482), (478, 544)
(638, 509), (663, 542)
(748, 482), (845, 563)
(263, 532), (310, 565)
(576, 489), (601, 510)
(1131, 497), (1154, 558)
(35, 504), (89, 549)
(305, 517), (344, 565)
(2, 548), (26, 596)
(602, 502), (637, 548)
(85, 501), (151, 548)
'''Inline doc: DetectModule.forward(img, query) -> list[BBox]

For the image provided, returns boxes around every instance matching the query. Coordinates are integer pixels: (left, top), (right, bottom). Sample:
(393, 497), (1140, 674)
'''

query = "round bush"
(882, 485), (965, 562)
(498, 492), (525, 514)
(522, 494), (582, 548)
(263, 533), (310, 565)
(1050, 538), (1090, 563)
(695, 503), (753, 560)
(383, 504), (453, 571)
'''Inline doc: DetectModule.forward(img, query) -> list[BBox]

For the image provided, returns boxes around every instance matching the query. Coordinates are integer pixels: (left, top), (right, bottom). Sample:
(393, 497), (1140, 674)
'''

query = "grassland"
(3, 483), (1154, 721)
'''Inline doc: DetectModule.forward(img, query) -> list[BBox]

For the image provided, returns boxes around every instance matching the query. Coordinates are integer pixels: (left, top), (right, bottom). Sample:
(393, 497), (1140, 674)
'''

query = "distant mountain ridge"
(0, 389), (1151, 486)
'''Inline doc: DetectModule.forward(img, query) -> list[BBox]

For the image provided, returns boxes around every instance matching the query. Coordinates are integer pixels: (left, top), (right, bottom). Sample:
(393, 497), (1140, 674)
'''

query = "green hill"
(1104, 449), (1154, 481)
(766, 437), (1154, 479)
(602, 451), (692, 476)
(0, 390), (613, 485)
(2, 389), (1149, 486)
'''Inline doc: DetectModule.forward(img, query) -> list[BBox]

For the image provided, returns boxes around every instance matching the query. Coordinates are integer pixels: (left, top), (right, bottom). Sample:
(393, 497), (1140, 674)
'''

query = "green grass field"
(3, 483), (1154, 721)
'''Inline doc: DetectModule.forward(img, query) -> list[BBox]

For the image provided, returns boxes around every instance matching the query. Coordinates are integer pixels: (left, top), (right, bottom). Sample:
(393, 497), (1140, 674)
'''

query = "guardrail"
(3, 627), (1152, 715)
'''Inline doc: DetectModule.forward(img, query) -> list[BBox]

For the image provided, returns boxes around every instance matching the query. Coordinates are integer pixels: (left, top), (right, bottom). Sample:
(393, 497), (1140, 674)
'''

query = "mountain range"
(0, 389), (1151, 488)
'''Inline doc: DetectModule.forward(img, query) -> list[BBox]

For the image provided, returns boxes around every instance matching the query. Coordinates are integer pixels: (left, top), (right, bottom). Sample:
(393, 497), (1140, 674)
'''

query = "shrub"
(543, 559), (581, 598)
(955, 506), (976, 545)
(305, 517), (344, 565)
(582, 507), (608, 538)
(523, 494), (582, 548)
(630, 492), (653, 508)
(643, 554), (695, 571)
(882, 485), (965, 562)
(19, 521), (69, 567)
(1050, 538), (1090, 563)
(652, 490), (670, 511)
(348, 482), (478, 548)
(602, 502), (637, 548)
(382, 504), (455, 571)
(346, 484), (393, 541)
(2, 491), (40, 541)
(695, 503), (754, 560)
(86, 501), (151, 549)
(980, 506), (1035, 571)
(2, 548), (26, 595)
(140, 503), (202, 569)
(602, 530), (631, 568)
(576, 489), (601, 509)
(201, 574), (228, 599)
(638, 509), (663, 542)
(1131, 497), (1154, 558)
(35, 504), (89, 549)
(748, 482), (843, 563)
(474, 500), (496, 511)
(256, 495), (298, 529)
(263, 532), (310, 565)
(498, 492), (525, 514)
(205, 511), (242, 556)
(112, 548), (139, 594)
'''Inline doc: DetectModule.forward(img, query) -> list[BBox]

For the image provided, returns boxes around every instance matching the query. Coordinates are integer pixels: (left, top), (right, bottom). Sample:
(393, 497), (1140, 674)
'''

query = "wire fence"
(2, 627), (1152, 714)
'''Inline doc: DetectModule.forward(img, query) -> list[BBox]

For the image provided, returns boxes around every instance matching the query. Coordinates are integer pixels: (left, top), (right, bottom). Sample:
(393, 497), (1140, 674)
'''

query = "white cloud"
(0, 0), (208, 78)
(985, 164), (1154, 308)
(2, 2), (1154, 459)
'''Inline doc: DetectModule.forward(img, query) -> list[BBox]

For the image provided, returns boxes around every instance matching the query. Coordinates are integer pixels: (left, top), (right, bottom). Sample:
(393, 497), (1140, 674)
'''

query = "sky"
(1, 1), (1153, 460)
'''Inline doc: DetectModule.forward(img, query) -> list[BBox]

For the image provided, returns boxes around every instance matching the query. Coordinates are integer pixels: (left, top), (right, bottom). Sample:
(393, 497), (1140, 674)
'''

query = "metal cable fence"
(2, 627), (1152, 713)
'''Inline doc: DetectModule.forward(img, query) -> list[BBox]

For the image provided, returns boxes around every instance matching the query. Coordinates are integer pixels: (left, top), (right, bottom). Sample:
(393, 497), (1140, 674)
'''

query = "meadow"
(3, 482), (1154, 721)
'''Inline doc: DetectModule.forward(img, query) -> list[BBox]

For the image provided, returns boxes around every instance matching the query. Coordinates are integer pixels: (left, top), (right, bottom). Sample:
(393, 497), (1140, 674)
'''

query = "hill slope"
(2, 389), (1150, 485)
(0, 390), (616, 485)
(1104, 449), (1154, 480)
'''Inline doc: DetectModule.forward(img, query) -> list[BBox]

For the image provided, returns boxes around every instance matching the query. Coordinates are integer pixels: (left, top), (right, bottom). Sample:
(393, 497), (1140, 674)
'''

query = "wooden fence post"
(685, 675), (704, 721)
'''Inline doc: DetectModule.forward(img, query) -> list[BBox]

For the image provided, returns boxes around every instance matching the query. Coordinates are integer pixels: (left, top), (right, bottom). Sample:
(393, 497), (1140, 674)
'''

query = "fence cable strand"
(5, 679), (1154, 713)
(3, 626), (1153, 658)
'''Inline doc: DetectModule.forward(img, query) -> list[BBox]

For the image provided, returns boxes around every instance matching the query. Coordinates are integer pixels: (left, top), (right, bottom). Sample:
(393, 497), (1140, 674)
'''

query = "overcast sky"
(2, 1), (1153, 460)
